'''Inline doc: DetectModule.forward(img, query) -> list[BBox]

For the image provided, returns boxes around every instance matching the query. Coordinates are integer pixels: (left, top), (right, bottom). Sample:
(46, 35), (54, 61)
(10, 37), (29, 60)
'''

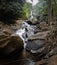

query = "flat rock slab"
(26, 39), (45, 54)
(28, 31), (50, 40)
(26, 31), (50, 54)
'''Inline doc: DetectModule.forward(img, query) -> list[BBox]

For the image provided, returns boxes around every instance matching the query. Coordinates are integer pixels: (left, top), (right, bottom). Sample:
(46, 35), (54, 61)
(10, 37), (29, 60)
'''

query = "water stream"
(16, 21), (35, 49)
(0, 21), (44, 65)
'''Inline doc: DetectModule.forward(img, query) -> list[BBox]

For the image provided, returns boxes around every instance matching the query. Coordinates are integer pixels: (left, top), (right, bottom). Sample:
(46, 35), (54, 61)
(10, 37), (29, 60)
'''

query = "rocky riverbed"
(0, 20), (57, 65)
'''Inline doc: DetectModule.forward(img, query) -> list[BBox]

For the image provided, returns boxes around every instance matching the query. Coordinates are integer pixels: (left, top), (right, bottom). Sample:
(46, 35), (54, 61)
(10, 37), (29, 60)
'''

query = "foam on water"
(16, 21), (35, 48)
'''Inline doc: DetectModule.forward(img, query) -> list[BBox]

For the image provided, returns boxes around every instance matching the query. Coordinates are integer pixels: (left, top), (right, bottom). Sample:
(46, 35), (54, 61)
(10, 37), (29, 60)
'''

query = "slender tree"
(47, 0), (53, 25)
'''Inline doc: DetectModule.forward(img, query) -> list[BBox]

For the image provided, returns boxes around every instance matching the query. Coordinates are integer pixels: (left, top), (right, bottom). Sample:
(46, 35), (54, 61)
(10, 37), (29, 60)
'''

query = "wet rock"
(4, 59), (35, 65)
(0, 30), (23, 55)
(26, 39), (46, 55)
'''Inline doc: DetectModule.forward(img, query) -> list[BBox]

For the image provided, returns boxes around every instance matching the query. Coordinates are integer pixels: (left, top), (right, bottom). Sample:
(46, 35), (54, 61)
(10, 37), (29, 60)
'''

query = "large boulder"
(26, 39), (46, 55)
(0, 30), (23, 55)
(26, 31), (50, 54)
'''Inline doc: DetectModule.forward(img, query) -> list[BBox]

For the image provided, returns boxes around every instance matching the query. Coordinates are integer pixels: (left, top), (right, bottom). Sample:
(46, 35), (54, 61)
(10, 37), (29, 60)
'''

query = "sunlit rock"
(0, 30), (23, 55)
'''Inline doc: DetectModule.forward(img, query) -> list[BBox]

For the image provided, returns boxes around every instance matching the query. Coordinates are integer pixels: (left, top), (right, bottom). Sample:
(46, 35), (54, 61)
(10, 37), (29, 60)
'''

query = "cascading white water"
(16, 21), (35, 48)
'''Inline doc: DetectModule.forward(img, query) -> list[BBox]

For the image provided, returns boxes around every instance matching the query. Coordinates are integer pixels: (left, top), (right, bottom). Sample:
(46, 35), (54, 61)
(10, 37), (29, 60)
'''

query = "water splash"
(16, 21), (35, 49)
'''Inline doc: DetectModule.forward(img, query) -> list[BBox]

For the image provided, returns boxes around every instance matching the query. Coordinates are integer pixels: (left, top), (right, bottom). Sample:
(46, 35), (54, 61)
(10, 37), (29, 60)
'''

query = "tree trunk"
(47, 0), (53, 26)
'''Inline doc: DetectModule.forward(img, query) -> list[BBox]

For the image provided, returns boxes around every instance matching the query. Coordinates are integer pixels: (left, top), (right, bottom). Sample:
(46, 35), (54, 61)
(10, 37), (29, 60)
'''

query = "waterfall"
(16, 28), (27, 48)
(16, 21), (35, 48)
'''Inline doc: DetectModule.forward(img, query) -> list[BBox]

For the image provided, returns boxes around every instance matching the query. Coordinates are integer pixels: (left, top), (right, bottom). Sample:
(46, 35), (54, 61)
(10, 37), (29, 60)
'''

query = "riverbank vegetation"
(0, 0), (32, 24)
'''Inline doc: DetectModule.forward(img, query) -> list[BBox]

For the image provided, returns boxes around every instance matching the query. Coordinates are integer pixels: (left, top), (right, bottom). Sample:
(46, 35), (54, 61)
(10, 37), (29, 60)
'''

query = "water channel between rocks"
(0, 47), (43, 65)
(0, 36), (45, 65)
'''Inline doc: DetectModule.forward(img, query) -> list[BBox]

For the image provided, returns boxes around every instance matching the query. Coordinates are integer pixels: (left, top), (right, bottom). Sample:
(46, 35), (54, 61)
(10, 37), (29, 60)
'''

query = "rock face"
(47, 55), (57, 65)
(35, 55), (57, 65)
(26, 39), (46, 55)
(35, 29), (57, 65)
(0, 30), (23, 55)
(26, 31), (50, 55)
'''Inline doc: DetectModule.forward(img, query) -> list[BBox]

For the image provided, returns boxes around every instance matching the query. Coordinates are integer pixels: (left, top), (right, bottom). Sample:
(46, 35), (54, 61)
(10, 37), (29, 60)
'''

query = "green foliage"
(22, 3), (29, 19)
(0, 0), (29, 23)
(26, 2), (32, 15)
(33, 0), (57, 22)
(32, 0), (47, 22)
(33, 0), (47, 16)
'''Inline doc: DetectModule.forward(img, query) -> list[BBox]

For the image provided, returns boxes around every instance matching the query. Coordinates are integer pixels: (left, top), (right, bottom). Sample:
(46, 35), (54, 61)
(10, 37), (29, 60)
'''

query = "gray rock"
(26, 39), (45, 54)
